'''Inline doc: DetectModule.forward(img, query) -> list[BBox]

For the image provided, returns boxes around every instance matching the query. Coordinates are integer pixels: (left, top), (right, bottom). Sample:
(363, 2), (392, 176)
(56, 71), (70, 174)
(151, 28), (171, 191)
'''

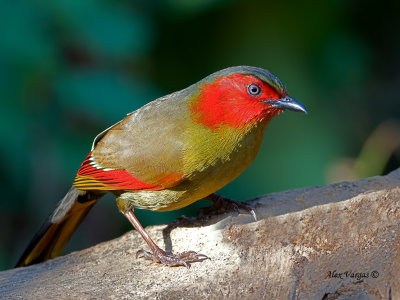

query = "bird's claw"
(136, 249), (209, 268)
(202, 194), (258, 221)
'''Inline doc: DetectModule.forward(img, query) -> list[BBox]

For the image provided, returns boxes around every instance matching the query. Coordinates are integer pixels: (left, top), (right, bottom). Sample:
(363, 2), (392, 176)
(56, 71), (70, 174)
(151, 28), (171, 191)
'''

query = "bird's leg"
(203, 193), (257, 221)
(123, 210), (209, 268)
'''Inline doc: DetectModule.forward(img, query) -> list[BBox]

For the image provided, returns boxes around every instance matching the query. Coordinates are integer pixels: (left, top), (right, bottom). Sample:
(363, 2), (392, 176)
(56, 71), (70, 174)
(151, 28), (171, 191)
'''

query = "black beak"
(263, 96), (307, 114)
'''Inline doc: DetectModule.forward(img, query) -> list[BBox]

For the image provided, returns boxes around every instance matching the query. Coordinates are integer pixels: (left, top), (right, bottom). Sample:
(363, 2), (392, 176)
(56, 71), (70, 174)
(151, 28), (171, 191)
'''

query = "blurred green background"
(1, 0), (399, 270)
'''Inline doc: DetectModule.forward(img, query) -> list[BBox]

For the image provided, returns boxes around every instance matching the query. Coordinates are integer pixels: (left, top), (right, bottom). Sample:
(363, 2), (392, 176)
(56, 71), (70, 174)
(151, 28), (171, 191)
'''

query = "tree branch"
(1, 169), (400, 299)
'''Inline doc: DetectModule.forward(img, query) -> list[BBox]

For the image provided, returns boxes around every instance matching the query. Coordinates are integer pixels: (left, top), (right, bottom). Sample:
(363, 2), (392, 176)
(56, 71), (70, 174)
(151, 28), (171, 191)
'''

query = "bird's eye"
(247, 83), (262, 97)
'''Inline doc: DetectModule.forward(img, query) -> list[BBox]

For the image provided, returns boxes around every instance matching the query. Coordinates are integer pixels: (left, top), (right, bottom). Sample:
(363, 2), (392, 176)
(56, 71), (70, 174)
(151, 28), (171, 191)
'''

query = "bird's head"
(189, 66), (307, 130)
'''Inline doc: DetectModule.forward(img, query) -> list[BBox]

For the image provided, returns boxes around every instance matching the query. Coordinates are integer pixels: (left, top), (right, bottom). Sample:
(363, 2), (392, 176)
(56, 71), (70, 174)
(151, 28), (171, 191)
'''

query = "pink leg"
(124, 210), (209, 268)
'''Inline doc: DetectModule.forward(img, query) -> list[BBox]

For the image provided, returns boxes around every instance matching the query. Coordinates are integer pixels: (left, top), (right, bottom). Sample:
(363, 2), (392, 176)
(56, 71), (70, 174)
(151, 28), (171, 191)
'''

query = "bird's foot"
(136, 248), (209, 268)
(202, 193), (257, 221)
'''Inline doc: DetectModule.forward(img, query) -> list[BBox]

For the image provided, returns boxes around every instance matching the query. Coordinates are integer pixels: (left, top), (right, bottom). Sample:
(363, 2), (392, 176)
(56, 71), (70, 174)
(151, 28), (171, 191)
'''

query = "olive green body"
(92, 87), (270, 212)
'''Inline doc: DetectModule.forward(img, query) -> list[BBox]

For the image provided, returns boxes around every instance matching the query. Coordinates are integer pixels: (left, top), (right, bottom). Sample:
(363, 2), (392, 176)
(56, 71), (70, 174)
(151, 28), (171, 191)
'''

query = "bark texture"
(1, 169), (400, 299)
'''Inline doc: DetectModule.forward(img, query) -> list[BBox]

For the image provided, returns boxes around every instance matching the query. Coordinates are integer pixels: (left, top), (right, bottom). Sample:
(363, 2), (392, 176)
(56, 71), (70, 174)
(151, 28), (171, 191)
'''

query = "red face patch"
(190, 74), (283, 130)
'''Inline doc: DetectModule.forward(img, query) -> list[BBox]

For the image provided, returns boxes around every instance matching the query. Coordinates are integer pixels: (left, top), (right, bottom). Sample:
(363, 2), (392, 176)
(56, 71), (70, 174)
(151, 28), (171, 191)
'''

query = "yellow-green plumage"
(117, 119), (269, 212)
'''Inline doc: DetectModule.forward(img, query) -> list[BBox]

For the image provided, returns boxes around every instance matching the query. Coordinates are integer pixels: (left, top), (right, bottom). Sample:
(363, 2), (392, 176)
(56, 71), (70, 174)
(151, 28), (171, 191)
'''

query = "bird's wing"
(73, 94), (189, 191)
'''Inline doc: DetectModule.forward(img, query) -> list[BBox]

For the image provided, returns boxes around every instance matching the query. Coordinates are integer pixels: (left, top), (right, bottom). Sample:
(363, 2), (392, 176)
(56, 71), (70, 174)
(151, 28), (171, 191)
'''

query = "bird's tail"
(16, 187), (100, 267)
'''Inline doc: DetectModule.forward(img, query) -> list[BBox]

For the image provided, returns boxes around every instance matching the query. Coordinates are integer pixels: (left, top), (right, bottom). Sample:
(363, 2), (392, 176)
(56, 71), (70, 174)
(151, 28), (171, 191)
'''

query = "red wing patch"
(73, 153), (165, 191)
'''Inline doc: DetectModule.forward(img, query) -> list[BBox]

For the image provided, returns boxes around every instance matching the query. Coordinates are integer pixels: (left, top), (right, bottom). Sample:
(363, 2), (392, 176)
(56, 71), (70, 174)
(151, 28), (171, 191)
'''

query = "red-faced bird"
(16, 66), (307, 268)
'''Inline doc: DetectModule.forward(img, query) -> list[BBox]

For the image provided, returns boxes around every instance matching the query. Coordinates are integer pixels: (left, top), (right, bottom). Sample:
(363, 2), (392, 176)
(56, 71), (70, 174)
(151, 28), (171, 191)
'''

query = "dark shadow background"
(1, 0), (399, 270)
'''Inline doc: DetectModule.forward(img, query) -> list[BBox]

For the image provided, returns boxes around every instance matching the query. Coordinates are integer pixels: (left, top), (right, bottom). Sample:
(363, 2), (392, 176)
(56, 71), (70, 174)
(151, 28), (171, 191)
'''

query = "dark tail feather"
(16, 187), (100, 267)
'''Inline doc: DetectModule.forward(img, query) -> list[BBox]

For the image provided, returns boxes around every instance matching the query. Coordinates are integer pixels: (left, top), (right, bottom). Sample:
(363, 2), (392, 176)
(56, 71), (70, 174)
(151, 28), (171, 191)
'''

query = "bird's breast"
(177, 120), (269, 204)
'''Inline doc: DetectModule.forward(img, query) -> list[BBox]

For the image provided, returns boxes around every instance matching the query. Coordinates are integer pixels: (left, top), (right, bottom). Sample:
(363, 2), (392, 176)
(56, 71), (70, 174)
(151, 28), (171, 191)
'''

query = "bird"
(16, 66), (307, 268)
